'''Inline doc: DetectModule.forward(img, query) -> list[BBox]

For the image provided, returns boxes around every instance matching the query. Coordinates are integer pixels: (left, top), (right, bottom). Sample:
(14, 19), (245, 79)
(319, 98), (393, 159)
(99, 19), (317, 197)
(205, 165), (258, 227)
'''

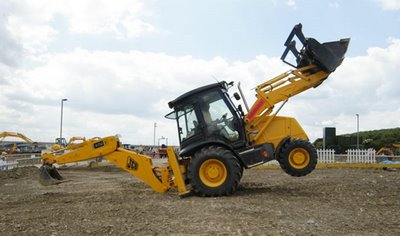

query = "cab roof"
(168, 81), (228, 109)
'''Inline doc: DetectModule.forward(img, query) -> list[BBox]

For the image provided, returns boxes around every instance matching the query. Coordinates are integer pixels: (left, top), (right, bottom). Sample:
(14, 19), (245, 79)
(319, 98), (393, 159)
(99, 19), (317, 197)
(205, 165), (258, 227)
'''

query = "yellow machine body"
(244, 65), (329, 149)
(248, 116), (308, 148)
(40, 24), (350, 197)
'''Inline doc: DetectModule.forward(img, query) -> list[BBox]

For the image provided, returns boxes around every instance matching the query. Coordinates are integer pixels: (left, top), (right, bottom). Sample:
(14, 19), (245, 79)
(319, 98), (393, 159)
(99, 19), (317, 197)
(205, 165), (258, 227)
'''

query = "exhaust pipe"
(281, 23), (350, 73)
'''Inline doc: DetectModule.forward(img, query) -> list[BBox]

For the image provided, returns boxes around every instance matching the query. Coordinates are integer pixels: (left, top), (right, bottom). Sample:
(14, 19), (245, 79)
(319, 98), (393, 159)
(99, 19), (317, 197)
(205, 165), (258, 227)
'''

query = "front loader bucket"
(281, 23), (350, 73)
(39, 165), (64, 186)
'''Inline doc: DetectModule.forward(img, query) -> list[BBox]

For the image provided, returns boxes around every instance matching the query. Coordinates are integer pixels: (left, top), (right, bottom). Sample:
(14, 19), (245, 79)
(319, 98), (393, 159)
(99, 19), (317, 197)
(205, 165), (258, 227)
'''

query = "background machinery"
(40, 24), (350, 197)
(51, 136), (87, 151)
(0, 131), (37, 154)
(377, 143), (400, 157)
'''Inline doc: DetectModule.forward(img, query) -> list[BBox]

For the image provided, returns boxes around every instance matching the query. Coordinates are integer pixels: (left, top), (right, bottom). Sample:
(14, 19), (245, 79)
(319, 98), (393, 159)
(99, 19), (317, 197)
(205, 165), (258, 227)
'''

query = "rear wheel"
(278, 139), (317, 177)
(188, 146), (242, 197)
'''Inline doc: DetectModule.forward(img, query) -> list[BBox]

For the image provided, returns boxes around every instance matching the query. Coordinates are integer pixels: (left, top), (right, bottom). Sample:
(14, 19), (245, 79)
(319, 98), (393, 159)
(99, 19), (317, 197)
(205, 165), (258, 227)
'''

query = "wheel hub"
(289, 148), (310, 169)
(199, 159), (227, 187)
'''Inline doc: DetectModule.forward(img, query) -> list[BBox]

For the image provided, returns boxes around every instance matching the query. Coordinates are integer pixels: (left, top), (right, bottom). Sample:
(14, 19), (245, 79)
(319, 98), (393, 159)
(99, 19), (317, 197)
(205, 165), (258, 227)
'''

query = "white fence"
(317, 149), (377, 164)
(346, 149), (376, 163)
(0, 156), (41, 171)
(317, 149), (335, 163)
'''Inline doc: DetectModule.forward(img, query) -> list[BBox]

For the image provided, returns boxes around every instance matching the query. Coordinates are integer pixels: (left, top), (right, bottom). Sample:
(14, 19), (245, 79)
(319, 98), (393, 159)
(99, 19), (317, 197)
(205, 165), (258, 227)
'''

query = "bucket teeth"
(39, 165), (64, 186)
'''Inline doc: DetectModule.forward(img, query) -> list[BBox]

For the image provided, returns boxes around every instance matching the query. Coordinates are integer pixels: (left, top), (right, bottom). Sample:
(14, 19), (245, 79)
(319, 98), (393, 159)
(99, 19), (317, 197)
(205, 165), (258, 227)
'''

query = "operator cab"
(55, 138), (67, 147)
(166, 81), (247, 156)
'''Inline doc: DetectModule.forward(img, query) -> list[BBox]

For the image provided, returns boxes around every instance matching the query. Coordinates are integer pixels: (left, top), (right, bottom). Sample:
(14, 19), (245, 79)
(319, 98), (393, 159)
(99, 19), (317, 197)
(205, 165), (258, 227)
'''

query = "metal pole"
(153, 122), (157, 147)
(356, 114), (359, 150)
(60, 98), (68, 139)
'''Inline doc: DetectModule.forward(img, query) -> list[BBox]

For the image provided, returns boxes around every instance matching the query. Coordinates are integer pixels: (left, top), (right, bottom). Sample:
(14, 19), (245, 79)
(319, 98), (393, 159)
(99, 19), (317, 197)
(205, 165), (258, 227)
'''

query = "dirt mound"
(0, 166), (39, 179)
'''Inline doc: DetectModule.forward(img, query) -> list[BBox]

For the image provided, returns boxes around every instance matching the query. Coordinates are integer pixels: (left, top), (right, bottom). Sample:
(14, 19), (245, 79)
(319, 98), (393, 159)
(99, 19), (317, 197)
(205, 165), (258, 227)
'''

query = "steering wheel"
(215, 113), (227, 124)
(218, 113), (235, 130)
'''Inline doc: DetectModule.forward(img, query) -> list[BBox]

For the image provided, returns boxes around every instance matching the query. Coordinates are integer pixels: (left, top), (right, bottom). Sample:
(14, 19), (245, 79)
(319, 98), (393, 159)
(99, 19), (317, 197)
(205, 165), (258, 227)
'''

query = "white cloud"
(0, 2), (23, 67)
(376, 0), (400, 10)
(329, 1), (340, 9)
(1, 0), (399, 146)
(2, 38), (399, 144)
(286, 0), (297, 9)
(3, 0), (155, 55)
(7, 15), (57, 55)
(59, 0), (155, 37)
(0, 48), (287, 144)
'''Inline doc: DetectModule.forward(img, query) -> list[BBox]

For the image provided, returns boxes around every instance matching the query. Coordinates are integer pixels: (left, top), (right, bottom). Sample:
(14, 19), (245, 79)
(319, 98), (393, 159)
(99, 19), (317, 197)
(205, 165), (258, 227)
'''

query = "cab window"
(200, 91), (239, 141)
(176, 105), (199, 142)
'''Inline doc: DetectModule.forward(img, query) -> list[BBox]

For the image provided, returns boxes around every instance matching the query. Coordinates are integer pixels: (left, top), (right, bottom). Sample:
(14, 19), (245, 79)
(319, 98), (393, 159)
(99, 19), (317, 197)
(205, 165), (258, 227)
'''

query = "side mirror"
(233, 92), (241, 101)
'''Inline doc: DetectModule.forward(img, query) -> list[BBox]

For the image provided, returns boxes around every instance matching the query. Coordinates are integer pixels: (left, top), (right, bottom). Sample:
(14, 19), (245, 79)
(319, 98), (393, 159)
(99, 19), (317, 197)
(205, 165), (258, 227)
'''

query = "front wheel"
(278, 139), (317, 177)
(187, 146), (242, 197)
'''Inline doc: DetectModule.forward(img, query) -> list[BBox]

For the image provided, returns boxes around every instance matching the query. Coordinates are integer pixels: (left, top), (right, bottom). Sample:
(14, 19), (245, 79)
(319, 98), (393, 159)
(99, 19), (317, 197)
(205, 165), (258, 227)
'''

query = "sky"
(0, 0), (399, 145)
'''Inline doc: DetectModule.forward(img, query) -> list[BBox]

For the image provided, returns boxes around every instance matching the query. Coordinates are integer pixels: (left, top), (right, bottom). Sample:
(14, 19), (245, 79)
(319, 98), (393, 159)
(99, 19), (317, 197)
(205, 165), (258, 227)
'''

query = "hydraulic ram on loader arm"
(40, 136), (189, 196)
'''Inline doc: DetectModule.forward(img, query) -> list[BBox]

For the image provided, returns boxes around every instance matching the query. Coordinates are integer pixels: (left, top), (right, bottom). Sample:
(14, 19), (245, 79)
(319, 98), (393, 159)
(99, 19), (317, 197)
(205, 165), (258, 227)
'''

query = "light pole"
(60, 98), (68, 139)
(356, 114), (359, 150)
(153, 122), (157, 147)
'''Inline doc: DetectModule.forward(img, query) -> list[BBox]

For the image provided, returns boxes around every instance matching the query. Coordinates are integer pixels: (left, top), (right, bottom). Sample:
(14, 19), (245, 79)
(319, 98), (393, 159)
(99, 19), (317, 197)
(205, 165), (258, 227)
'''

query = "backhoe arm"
(41, 136), (189, 195)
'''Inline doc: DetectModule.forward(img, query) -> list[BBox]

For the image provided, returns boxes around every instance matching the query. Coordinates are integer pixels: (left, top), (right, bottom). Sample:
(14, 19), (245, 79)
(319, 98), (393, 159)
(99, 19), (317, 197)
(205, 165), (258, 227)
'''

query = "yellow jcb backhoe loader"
(40, 24), (350, 197)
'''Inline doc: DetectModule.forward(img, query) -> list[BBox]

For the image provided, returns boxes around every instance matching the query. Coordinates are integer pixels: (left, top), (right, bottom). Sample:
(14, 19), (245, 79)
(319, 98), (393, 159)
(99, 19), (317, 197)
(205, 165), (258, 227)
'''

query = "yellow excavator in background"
(0, 131), (37, 154)
(51, 136), (87, 151)
(40, 24), (350, 197)
(377, 144), (400, 156)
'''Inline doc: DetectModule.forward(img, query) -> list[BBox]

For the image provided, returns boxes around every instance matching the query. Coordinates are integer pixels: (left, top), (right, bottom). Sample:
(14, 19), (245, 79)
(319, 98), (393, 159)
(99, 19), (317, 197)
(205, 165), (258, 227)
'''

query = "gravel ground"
(0, 165), (399, 235)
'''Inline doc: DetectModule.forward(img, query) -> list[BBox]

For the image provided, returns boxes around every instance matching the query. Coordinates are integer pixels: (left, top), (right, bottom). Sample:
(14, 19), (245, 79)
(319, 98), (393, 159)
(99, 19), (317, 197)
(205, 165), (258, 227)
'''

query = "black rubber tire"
(278, 139), (317, 177)
(239, 165), (244, 180)
(188, 146), (242, 197)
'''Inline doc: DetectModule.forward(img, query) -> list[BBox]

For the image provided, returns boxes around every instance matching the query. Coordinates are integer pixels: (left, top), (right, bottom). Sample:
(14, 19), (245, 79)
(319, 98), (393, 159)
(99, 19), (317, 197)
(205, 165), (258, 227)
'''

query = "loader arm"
(244, 24), (349, 145)
(41, 136), (189, 195)
(245, 64), (328, 124)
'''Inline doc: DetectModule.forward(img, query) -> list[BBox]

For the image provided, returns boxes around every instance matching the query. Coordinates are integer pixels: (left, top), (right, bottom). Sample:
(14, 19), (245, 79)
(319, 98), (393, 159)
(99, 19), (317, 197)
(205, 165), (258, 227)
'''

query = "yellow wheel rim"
(288, 148), (310, 169)
(199, 159), (227, 187)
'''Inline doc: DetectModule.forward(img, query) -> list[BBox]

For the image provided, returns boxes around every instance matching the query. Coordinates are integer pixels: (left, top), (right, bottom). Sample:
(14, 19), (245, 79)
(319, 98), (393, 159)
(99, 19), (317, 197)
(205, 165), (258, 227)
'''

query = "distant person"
(0, 152), (7, 170)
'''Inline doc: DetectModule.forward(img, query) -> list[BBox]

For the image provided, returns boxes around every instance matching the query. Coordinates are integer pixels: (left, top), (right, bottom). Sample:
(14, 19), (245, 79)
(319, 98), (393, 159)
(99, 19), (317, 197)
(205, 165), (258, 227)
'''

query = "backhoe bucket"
(39, 165), (64, 186)
(281, 23), (350, 73)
